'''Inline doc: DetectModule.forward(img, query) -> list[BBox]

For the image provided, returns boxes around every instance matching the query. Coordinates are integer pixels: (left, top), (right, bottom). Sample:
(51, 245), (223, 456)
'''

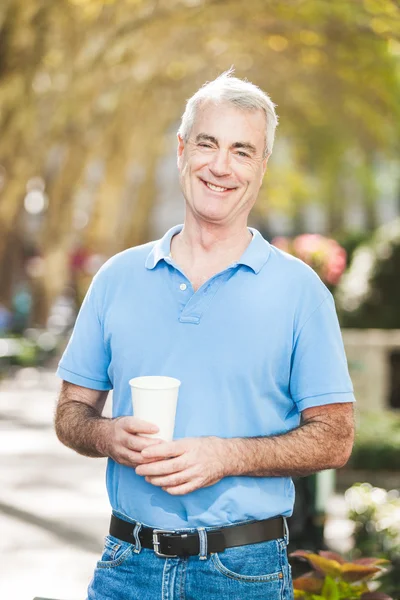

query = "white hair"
(178, 69), (278, 157)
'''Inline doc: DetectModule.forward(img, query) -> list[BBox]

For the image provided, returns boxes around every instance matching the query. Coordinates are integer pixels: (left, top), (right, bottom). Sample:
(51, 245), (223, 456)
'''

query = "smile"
(202, 180), (234, 193)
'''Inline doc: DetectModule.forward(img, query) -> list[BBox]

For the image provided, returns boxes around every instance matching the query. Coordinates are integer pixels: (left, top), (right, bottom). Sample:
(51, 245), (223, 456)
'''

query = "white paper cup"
(129, 376), (181, 442)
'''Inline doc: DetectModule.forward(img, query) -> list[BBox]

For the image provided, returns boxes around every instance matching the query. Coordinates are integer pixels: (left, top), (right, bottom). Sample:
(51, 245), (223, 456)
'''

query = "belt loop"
(197, 527), (208, 560)
(283, 517), (289, 545)
(133, 522), (142, 554)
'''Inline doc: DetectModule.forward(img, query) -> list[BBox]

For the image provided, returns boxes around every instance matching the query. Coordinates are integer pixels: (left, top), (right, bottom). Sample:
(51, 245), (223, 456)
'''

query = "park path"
(0, 367), (110, 600)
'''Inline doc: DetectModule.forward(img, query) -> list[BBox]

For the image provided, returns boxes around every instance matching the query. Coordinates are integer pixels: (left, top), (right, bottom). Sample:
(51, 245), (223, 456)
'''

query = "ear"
(177, 134), (186, 171)
(178, 133), (185, 160)
(260, 152), (271, 182)
(262, 152), (271, 173)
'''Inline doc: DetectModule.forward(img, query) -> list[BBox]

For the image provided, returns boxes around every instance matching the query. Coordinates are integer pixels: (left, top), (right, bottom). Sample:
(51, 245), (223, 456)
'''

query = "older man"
(55, 71), (355, 600)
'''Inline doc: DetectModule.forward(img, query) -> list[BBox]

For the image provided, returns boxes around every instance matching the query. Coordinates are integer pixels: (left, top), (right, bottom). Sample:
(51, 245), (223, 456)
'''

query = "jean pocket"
(210, 538), (285, 583)
(96, 535), (134, 569)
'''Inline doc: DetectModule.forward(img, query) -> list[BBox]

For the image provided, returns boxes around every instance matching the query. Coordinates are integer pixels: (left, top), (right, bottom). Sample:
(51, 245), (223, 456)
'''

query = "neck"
(173, 215), (252, 262)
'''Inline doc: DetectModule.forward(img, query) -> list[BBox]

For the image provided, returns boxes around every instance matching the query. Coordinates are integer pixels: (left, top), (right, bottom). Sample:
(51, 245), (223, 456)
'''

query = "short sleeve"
(56, 276), (112, 391)
(290, 294), (355, 412)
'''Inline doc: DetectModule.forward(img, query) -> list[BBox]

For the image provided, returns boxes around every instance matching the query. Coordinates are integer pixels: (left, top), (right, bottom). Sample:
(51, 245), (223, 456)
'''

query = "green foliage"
(1, 0), (400, 321)
(14, 338), (37, 366)
(336, 219), (400, 329)
(346, 483), (400, 599)
(336, 231), (373, 268)
(348, 412), (400, 471)
(291, 549), (393, 599)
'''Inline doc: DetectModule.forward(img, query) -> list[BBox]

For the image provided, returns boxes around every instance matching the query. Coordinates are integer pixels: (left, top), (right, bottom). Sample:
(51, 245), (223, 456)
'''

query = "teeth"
(206, 182), (228, 192)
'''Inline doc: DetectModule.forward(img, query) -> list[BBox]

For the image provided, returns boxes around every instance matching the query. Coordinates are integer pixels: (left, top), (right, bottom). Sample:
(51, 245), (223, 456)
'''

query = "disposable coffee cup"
(129, 376), (181, 442)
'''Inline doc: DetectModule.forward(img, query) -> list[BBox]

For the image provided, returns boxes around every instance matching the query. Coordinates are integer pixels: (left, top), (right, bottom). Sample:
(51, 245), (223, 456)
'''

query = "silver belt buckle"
(152, 529), (178, 558)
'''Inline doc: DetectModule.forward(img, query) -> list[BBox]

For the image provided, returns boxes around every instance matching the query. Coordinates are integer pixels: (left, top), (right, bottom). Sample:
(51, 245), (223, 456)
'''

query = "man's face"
(177, 101), (269, 228)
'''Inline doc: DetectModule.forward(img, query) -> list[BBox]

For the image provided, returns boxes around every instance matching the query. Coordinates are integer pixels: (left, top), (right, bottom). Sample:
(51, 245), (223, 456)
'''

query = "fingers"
(141, 440), (185, 460)
(163, 482), (199, 495)
(130, 436), (164, 452)
(121, 416), (159, 435)
(113, 447), (163, 467)
(144, 469), (192, 488)
(108, 418), (166, 468)
(118, 435), (163, 465)
(136, 457), (182, 477)
(113, 449), (144, 467)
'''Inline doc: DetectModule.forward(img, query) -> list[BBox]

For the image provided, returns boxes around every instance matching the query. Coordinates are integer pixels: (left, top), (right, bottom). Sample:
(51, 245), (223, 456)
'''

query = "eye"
(237, 151), (250, 158)
(198, 142), (213, 148)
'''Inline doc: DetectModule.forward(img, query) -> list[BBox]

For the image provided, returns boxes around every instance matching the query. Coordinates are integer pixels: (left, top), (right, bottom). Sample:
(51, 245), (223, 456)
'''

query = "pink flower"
(271, 236), (291, 252)
(323, 244), (347, 284)
(293, 234), (325, 259)
(276, 233), (347, 286)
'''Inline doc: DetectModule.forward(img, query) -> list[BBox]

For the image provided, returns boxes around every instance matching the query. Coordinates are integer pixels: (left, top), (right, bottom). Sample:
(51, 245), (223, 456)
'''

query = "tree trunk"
(32, 142), (88, 326)
(0, 227), (23, 308)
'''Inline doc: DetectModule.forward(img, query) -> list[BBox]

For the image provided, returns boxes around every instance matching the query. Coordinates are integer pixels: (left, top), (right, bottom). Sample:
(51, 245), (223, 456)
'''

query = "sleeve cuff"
(296, 391), (355, 413)
(56, 365), (113, 391)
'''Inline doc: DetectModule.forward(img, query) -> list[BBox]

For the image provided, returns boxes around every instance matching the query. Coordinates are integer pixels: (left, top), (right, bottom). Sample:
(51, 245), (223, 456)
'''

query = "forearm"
(55, 382), (164, 467)
(55, 400), (112, 458)
(222, 414), (354, 478)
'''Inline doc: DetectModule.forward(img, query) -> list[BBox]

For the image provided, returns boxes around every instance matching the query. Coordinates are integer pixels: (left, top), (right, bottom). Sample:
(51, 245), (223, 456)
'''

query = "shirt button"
(179, 283), (187, 291)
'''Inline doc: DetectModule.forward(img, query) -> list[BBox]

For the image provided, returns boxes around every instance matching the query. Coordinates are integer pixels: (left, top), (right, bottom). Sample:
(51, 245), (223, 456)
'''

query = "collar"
(145, 225), (271, 274)
(145, 225), (183, 270)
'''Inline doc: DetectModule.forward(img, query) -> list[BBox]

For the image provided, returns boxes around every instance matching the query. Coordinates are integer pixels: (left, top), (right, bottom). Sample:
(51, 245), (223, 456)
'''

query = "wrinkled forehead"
(191, 100), (266, 153)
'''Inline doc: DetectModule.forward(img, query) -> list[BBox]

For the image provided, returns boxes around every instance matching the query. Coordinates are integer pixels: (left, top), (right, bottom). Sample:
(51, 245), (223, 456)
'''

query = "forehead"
(191, 101), (266, 151)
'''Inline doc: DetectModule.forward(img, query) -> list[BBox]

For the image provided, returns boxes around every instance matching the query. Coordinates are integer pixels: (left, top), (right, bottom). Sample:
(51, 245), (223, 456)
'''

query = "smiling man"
(55, 71), (355, 600)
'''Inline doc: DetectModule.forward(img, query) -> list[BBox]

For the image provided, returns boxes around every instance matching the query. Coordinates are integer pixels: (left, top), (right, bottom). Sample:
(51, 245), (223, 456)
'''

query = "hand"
(106, 416), (163, 468)
(135, 436), (228, 495)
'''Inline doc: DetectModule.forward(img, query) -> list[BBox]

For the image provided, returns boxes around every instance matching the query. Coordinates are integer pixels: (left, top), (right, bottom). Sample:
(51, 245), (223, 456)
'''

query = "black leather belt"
(110, 514), (285, 558)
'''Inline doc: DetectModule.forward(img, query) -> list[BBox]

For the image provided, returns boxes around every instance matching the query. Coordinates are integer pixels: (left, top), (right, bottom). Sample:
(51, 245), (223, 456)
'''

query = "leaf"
(309, 555), (342, 578)
(321, 576), (340, 600)
(293, 574), (324, 593)
(352, 558), (390, 566)
(340, 564), (381, 582)
(338, 580), (369, 597)
(290, 551), (342, 577)
(318, 551), (346, 565)
(293, 591), (306, 599)
(290, 550), (313, 559)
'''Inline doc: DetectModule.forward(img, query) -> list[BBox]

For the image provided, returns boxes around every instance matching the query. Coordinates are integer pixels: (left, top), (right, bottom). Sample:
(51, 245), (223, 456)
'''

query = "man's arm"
(223, 402), (355, 477)
(55, 381), (163, 465)
(136, 402), (355, 495)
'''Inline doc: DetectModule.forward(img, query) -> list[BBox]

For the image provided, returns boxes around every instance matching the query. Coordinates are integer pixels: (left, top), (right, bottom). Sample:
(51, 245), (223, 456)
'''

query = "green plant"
(348, 412), (400, 471)
(346, 483), (400, 598)
(336, 218), (400, 328)
(290, 549), (392, 599)
(336, 231), (372, 268)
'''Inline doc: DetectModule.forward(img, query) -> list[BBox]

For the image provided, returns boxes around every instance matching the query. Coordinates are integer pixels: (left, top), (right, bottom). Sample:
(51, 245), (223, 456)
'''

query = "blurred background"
(0, 0), (399, 598)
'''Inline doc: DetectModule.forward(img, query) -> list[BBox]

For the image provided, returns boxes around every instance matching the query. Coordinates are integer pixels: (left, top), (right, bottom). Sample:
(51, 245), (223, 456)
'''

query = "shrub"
(336, 219), (400, 328)
(291, 548), (392, 599)
(346, 483), (400, 598)
(348, 412), (400, 471)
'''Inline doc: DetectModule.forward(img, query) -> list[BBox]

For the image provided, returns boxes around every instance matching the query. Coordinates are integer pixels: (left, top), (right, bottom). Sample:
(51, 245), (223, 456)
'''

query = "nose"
(208, 149), (232, 178)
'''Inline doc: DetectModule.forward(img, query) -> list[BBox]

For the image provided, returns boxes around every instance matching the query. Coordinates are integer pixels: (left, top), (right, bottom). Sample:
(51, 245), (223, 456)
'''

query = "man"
(55, 71), (355, 600)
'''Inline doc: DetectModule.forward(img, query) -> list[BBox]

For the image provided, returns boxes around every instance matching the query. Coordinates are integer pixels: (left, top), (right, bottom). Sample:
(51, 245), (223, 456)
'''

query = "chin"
(193, 201), (232, 221)
(195, 208), (230, 224)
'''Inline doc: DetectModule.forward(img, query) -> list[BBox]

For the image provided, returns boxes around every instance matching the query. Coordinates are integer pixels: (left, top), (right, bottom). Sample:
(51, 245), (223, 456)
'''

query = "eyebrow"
(195, 133), (257, 155)
(231, 141), (257, 154)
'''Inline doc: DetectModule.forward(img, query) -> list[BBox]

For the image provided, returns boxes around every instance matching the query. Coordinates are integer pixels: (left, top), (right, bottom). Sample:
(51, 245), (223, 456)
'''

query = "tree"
(0, 0), (399, 322)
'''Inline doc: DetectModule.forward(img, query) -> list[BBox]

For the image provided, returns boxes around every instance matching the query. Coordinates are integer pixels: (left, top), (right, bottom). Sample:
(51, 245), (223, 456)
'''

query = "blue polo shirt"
(57, 225), (354, 529)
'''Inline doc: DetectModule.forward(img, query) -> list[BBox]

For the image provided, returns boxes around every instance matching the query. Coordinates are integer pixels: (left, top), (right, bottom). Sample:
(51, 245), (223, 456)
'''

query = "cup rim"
(129, 375), (181, 390)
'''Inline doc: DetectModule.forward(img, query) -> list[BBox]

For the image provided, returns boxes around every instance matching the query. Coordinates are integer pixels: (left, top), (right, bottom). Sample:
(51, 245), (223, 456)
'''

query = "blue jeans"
(87, 517), (293, 599)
